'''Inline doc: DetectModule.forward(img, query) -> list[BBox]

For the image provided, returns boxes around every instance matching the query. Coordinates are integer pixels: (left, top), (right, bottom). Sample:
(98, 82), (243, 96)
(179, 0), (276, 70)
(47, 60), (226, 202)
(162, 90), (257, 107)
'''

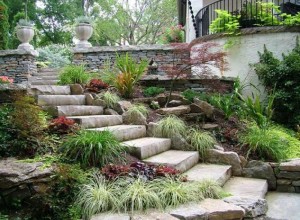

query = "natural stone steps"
(32, 71), (60, 77)
(184, 164), (232, 186)
(143, 150), (199, 173)
(88, 125), (147, 142)
(30, 75), (59, 81)
(67, 115), (123, 129)
(57, 105), (104, 116)
(38, 95), (86, 106)
(122, 137), (171, 159)
(223, 177), (268, 199)
(31, 80), (59, 85)
(30, 85), (71, 95)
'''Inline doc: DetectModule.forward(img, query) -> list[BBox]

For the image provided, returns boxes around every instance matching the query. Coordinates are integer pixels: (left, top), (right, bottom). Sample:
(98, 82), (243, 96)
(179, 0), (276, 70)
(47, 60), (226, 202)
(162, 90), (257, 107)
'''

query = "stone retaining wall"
(0, 49), (38, 84)
(272, 159), (300, 193)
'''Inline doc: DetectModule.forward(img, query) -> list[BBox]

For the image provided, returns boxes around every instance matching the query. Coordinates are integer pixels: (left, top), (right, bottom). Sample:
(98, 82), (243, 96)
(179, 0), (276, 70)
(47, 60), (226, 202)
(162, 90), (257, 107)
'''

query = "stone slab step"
(143, 150), (199, 173)
(33, 72), (60, 77)
(67, 115), (123, 128)
(31, 80), (59, 85)
(57, 105), (104, 116)
(88, 125), (146, 142)
(184, 164), (232, 186)
(38, 95), (86, 106)
(122, 137), (171, 159)
(30, 75), (59, 81)
(30, 85), (71, 95)
(223, 177), (268, 199)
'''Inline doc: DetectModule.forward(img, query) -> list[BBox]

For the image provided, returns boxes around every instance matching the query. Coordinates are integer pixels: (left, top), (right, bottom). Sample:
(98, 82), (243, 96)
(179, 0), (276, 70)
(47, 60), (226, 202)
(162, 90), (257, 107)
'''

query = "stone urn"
(75, 23), (93, 48)
(16, 26), (35, 50)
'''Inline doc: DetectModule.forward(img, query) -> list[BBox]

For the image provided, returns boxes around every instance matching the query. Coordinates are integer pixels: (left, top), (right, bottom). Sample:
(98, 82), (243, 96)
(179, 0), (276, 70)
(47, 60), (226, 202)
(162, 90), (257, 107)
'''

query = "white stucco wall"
(191, 31), (300, 96)
(186, 0), (203, 42)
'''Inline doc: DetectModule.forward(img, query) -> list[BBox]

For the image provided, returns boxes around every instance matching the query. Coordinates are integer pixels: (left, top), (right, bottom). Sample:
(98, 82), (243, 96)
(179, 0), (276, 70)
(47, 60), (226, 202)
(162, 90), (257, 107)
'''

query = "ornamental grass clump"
(58, 64), (89, 85)
(194, 179), (227, 199)
(61, 130), (124, 167)
(154, 115), (187, 138)
(126, 104), (149, 121)
(188, 129), (217, 160)
(97, 91), (120, 109)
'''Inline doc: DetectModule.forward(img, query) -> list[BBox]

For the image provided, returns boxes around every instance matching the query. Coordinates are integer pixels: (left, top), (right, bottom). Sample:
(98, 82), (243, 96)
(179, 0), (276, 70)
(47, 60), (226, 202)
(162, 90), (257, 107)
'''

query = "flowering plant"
(0, 76), (13, 84)
(161, 25), (184, 44)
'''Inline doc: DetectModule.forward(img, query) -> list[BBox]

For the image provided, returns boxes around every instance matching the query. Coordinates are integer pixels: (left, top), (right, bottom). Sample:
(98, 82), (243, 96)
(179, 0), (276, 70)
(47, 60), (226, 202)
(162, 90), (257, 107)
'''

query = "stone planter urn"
(16, 26), (35, 50)
(75, 23), (93, 48)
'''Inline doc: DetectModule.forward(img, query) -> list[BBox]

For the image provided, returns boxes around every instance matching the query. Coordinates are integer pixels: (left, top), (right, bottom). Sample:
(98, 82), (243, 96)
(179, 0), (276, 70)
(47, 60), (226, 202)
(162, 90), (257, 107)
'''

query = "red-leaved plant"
(49, 116), (79, 134)
(101, 161), (182, 181)
(162, 42), (228, 107)
(0, 76), (13, 84)
(86, 79), (109, 93)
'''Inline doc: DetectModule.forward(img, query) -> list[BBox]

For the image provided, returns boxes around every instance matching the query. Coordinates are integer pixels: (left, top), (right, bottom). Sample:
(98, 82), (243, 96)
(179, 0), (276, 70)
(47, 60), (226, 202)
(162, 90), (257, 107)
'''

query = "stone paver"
(91, 213), (130, 220)
(38, 95), (86, 106)
(184, 164), (231, 186)
(266, 192), (300, 220)
(67, 115), (123, 128)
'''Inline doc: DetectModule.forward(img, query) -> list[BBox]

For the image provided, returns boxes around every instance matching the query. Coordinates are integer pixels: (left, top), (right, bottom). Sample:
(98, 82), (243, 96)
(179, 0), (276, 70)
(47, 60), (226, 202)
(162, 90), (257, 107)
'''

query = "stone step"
(30, 75), (59, 81)
(223, 177), (268, 199)
(122, 137), (171, 159)
(88, 125), (147, 142)
(57, 105), (104, 116)
(67, 115), (123, 129)
(184, 164), (232, 186)
(31, 80), (59, 85)
(143, 150), (199, 173)
(33, 71), (60, 77)
(30, 85), (71, 95)
(38, 95), (86, 106)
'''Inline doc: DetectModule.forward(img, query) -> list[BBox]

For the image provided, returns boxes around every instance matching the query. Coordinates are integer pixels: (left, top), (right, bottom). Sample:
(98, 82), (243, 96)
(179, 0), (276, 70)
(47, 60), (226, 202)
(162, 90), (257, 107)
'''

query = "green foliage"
(0, 105), (13, 157)
(160, 25), (184, 44)
(77, 175), (118, 219)
(0, 1), (9, 50)
(210, 9), (240, 34)
(75, 16), (93, 25)
(97, 91), (120, 109)
(127, 104), (148, 117)
(253, 39), (300, 126)
(61, 130), (124, 167)
(143, 86), (165, 97)
(239, 124), (288, 162)
(37, 44), (71, 68)
(194, 179), (228, 199)
(281, 12), (300, 26)
(209, 94), (237, 119)
(188, 129), (216, 160)
(58, 65), (89, 85)
(150, 101), (160, 110)
(16, 19), (34, 27)
(100, 53), (148, 98)
(154, 115), (187, 138)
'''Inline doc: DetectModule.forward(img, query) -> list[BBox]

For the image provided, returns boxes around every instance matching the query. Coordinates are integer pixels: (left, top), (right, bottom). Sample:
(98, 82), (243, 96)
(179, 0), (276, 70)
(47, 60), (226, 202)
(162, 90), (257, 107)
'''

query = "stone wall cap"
(72, 44), (177, 53)
(0, 49), (39, 57)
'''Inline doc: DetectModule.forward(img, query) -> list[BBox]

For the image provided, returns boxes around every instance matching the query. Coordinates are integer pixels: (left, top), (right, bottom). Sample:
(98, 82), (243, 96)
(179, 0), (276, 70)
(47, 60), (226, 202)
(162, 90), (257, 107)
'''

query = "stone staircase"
(30, 68), (270, 220)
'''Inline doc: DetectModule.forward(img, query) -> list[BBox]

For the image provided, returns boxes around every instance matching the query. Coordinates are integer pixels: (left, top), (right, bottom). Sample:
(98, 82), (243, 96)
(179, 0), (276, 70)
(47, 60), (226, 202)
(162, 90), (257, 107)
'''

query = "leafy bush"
(100, 53), (148, 98)
(210, 10), (240, 34)
(208, 94), (237, 119)
(49, 116), (78, 134)
(0, 76), (13, 84)
(143, 86), (165, 97)
(61, 130), (124, 167)
(58, 65), (89, 85)
(239, 124), (288, 161)
(127, 104), (148, 117)
(160, 25), (184, 44)
(188, 129), (216, 160)
(0, 105), (13, 157)
(253, 39), (300, 126)
(101, 162), (180, 181)
(97, 91), (120, 109)
(86, 79), (109, 93)
(37, 44), (71, 68)
(0, 1), (9, 50)
(154, 115), (187, 138)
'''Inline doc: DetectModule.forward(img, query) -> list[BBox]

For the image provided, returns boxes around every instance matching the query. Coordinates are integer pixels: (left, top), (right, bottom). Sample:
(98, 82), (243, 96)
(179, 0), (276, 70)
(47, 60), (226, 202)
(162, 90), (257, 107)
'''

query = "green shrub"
(0, 105), (13, 157)
(210, 9), (240, 34)
(154, 115), (187, 138)
(208, 94), (237, 119)
(160, 25), (184, 44)
(253, 38), (300, 127)
(0, 1), (9, 50)
(58, 65), (89, 85)
(239, 124), (288, 161)
(188, 129), (216, 160)
(97, 91), (120, 109)
(77, 175), (118, 219)
(143, 87), (165, 97)
(37, 44), (71, 68)
(61, 130), (124, 167)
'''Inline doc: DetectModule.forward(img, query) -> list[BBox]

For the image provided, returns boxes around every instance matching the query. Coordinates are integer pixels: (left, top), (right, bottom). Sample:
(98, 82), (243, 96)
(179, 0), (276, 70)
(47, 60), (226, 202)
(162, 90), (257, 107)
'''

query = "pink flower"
(0, 76), (13, 84)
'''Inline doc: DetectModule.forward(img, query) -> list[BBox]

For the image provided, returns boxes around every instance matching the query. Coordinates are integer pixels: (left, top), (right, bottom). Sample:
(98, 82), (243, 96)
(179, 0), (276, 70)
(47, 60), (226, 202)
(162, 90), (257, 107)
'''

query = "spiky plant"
(154, 115), (187, 138)
(58, 64), (89, 85)
(76, 174), (119, 219)
(127, 104), (148, 117)
(61, 130), (124, 167)
(97, 91), (120, 109)
(194, 179), (227, 199)
(188, 129), (217, 160)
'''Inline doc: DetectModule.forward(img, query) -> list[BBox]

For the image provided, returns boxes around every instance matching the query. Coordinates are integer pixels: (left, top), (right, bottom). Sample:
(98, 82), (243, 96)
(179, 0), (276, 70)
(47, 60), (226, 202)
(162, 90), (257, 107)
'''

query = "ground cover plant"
(143, 86), (165, 97)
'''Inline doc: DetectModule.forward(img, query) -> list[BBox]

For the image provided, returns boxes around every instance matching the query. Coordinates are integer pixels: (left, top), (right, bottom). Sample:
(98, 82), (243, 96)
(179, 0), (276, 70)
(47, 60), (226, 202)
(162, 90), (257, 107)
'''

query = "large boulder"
(193, 98), (214, 118)
(114, 101), (132, 114)
(224, 196), (268, 218)
(242, 160), (277, 190)
(207, 149), (242, 176)
(147, 122), (158, 137)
